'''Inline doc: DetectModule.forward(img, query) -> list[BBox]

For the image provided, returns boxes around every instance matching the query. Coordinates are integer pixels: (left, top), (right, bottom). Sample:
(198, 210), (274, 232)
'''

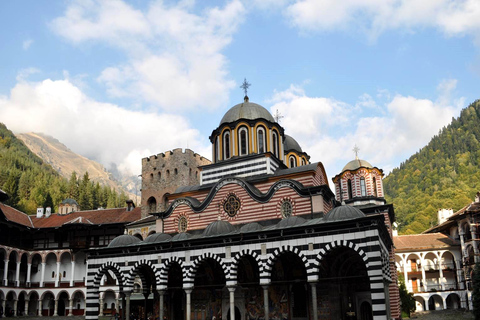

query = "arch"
(57, 291), (70, 316)
(147, 230), (156, 237)
(159, 256), (185, 288)
(40, 290), (55, 301)
(230, 249), (263, 281)
(133, 233), (143, 241)
(188, 252), (228, 285)
(289, 155), (297, 168)
(125, 259), (161, 292)
(314, 240), (369, 271)
(147, 196), (157, 214)
(92, 261), (126, 291)
(446, 293), (461, 309)
(414, 296), (426, 311)
(263, 245), (310, 277)
(272, 130), (279, 158)
(223, 130), (231, 159)
(56, 289), (70, 300)
(238, 126), (249, 156)
(428, 294), (444, 310)
(256, 126), (266, 153)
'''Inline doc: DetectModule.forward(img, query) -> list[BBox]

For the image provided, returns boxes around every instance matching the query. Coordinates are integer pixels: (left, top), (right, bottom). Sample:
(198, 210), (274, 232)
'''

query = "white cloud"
(284, 0), (480, 42)
(22, 39), (33, 50)
(0, 78), (211, 175)
(268, 81), (464, 176)
(16, 68), (40, 82)
(50, 0), (245, 111)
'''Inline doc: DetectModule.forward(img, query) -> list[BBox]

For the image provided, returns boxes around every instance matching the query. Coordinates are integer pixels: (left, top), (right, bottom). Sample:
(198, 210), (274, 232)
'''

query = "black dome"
(144, 232), (172, 243)
(108, 234), (141, 248)
(240, 222), (263, 233)
(203, 220), (236, 237)
(220, 100), (275, 125)
(172, 232), (192, 241)
(324, 206), (365, 222)
(276, 216), (306, 228)
(284, 135), (303, 152)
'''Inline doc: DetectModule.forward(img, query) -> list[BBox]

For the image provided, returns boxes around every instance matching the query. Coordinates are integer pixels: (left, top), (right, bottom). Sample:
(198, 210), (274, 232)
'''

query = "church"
(85, 88), (400, 320)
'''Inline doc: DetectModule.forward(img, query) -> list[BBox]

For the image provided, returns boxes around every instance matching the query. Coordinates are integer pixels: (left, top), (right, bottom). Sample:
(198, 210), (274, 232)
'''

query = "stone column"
(15, 261), (21, 287)
(99, 297), (104, 316)
(68, 298), (73, 316)
(115, 296), (120, 314)
(13, 299), (18, 317)
(24, 299), (29, 316)
(438, 260), (445, 290)
(70, 260), (76, 286)
(403, 257), (408, 291)
(26, 262), (32, 287)
(55, 261), (61, 287)
(158, 290), (165, 320)
(310, 282), (318, 320)
(456, 260), (464, 289)
(125, 292), (131, 320)
(185, 288), (192, 320)
(420, 257), (427, 292)
(1, 300), (5, 316)
(54, 299), (58, 316)
(38, 299), (42, 316)
(40, 262), (46, 287)
(228, 286), (236, 320)
(3, 259), (8, 286)
(262, 285), (269, 320)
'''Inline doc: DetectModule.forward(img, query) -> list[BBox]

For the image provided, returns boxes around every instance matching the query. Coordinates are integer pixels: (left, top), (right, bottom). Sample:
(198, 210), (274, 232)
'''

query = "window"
(338, 181), (343, 201)
(147, 197), (157, 214)
(214, 137), (219, 162)
(347, 179), (353, 199)
(360, 177), (366, 196)
(301, 158), (306, 166)
(239, 127), (248, 155)
(272, 131), (279, 157)
(174, 168), (178, 175)
(178, 216), (188, 233)
(289, 156), (297, 168)
(223, 131), (231, 159)
(281, 200), (293, 218)
(257, 127), (265, 153)
(373, 177), (377, 197)
(224, 193), (241, 217)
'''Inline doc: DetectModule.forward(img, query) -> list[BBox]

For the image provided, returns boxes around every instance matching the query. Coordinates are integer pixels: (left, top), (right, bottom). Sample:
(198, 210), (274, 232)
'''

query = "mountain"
(16, 132), (138, 202)
(384, 99), (480, 234)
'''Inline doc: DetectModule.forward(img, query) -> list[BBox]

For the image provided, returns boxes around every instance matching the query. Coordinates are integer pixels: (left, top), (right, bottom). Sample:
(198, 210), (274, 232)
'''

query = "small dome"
(276, 216), (306, 228)
(143, 232), (172, 243)
(61, 198), (79, 205)
(342, 159), (373, 172)
(203, 220), (236, 237)
(324, 206), (365, 222)
(220, 99), (275, 125)
(108, 234), (141, 248)
(240, 222), (263, 233)
(284, 135), (303, 153)
(172, 232), (192, 241)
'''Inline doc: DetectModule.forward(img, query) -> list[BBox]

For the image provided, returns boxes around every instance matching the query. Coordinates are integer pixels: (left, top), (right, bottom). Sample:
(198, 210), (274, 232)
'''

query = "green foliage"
(0, 123), (128, 214)
(473, 263), (480, 320)
(384, 100), (480, 234)
(398, 273), (415, 317)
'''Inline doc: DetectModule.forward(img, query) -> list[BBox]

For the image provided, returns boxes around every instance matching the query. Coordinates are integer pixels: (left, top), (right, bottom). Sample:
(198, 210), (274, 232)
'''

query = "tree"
(473, 263), (480, 320)
(398, 273), (415, 317)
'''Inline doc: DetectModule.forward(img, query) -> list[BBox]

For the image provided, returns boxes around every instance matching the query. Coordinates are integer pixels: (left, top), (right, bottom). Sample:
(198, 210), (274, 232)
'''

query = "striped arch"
(230, 249), (264, 281)
(312, 240), (369, 274)
(263, 245), (310, 277)
(92, 261), (126, 290)
(159, 256), (185, 288)
(186, 252), (228, 286)
(125, 259), (161, 291)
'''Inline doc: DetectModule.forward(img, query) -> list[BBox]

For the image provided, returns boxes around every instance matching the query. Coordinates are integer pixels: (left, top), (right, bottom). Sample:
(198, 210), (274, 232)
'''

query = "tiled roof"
(394, 233), (459, 251)
(31, 207), (141, 228)
(127, 214), (156, 226)
(0, 203), (34, 227)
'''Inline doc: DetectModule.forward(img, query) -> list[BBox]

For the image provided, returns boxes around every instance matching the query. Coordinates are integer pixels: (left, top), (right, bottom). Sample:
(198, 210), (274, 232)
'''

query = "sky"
(0, 0), (479, 181)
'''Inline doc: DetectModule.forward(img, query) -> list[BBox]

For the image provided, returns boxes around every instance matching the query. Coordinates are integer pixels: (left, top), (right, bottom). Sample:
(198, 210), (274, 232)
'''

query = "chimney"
(126, 200), (135, 212)
(45, 207), (52, 218)
(36, 208), (44, 218)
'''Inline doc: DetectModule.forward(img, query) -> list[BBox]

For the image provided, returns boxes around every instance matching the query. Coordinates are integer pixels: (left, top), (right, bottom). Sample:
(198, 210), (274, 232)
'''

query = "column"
(403, 257), (408, 291)
(262, 285), (269, 320)
(26, 262), (32, 287)
(3, 259), (8, 286)
(54, 299), (58, 316)
(99, 297), (104, 316)
(68, 298), (74, 316)
(40, 262), (46, 287)
(456, 260), (464, 290)
(310, 282), (318, 320)
(115, 296), (120, 315)
(438, 261), (445, 290)
(70, 260), (76, 286)
(55, 261), (61, 287)
(24, 299), (29, 316)
(420, 257), (427, 291)
(158, 290), (165, 320)
(185, 288), (192, 320)
(228, 286), (236, 320)
(13, 299), (18, 317)
(15, 261), (21, 287)
(38, 299), (42, 316)
(125, 292), (131, 320)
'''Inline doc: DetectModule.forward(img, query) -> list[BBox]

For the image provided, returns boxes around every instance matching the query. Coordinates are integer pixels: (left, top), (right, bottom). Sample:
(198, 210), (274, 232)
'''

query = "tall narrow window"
(338, 181), (343, 201)
(214, 137), (219, 162)
(360, 177), (366, 196)
(239, 128), (248, 156)
(272, 131), (279, 157)
(347, 179), (353, 199)
(257, 128), (265, 153)
(224, 131), (231, 159)
(289, 156), (297, 168)
(373, 177), (377, 197)
(301, 158), (306, 166)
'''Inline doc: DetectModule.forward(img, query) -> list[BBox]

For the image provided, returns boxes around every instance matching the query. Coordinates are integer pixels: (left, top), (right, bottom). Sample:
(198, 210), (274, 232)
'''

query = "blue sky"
(0, 0), (479, 180)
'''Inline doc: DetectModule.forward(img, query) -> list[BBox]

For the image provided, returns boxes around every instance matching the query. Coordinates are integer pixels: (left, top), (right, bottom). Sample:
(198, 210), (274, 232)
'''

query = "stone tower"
(140, 148), (211, 218)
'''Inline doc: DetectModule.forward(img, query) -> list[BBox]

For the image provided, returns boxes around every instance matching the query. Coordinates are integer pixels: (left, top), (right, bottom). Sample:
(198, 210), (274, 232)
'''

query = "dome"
(276, 216), (306, 228)
(108, 234), (141, 248)
(143, 232), (172, 243)
(220, 99), (275, 125)
(240, 222), (263, 233)
(203, 220), (236, 237)
(342, 159), (373, 172)
(172, 232), (192, 241)
(324, 206), (365, 222)
(284, 135), (303, 152)
(61, 198), (78, 205)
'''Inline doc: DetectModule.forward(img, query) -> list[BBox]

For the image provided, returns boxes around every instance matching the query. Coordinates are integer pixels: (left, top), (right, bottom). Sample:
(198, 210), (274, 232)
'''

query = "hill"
(0, 123), (130, 214)
(384, 99), (480, 234)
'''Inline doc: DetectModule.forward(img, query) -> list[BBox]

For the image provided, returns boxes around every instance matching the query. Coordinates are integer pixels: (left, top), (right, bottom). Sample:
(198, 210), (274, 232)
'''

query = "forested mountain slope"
(384, 100), (480, 234)
(0, 123), (128, 214)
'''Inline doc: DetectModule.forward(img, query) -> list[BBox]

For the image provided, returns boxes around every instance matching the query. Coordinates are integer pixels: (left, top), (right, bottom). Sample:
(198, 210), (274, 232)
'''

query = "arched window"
(147, 197), (157, 213)
(214, 137), (219, 162)
(347, 179), (353, 199)
(289, 156), (297, 168)
(223, 131), (231, 159)
(238, 127), (249, 156)
(373, 177), (377, 197)
(301, 158), (306, 166)
(360, 177), (366, 196)
(272, 131), (279, 157)
(257, 127), (266, 153)
(338, 181), (343, 201)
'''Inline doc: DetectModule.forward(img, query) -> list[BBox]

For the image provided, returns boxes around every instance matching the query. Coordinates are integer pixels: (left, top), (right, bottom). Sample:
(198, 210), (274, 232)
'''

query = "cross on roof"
(240, 78), (251, 97)
(353, 144), (360, 159)
(274, 109), (284, 123)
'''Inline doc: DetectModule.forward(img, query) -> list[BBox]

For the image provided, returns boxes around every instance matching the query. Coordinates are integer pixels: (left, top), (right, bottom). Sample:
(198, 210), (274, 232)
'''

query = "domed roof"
(342, 159), (373, 172)
(203, 220), (236, 237)
(143, 232), (172, 243)
(172, 232), (192, 241)
(276, 216), (306, 228)
(108, 234), (141, 248)
(61, 198), (78, 205)
(240, 222), (263, 233)
(284, 135), (303, 152)
(324, 206), (365, 222)
(220, 99), (275, 125)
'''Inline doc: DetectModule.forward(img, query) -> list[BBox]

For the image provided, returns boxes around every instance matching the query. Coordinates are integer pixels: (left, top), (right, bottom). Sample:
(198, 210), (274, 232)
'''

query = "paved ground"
(409, 309), (474, 319)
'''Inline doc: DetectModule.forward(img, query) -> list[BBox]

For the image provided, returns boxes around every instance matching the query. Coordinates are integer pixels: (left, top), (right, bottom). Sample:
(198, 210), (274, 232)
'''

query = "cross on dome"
(353, 144), (360, 159)
(274, 109), (284, 123)
(240, 78), (251, 97)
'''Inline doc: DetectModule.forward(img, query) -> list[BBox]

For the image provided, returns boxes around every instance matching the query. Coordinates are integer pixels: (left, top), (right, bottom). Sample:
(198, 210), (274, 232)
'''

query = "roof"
(394, 233), (459, 251)
(284, 135), (302, 153)
(61, 198), (79, 205)
(108, 234), (141, 247)
(342, 158), (373, 172)
(324, 205), (365, 222)
(220, 98), (275, 125)
(0, 203), (34, 227)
